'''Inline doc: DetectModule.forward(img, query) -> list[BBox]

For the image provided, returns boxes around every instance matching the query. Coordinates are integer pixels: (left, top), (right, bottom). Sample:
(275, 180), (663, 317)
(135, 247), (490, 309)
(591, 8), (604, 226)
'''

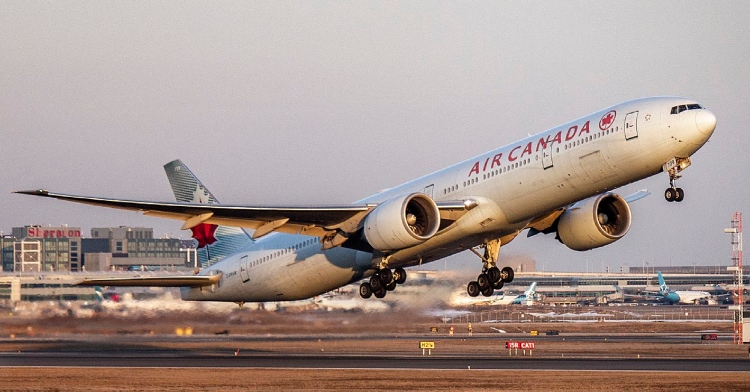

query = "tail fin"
(525, 282), (537, 296)
(657, 271), (669, 295)
(94, 286), (104, 302)
(164, 159), (253, 267)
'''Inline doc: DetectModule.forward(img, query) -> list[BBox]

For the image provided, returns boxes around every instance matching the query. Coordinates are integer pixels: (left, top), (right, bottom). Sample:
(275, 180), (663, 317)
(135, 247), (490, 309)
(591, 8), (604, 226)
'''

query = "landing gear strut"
(359, 266), (407, 299)
(467, 239), (514, 297)
(663, 157), (690, 202)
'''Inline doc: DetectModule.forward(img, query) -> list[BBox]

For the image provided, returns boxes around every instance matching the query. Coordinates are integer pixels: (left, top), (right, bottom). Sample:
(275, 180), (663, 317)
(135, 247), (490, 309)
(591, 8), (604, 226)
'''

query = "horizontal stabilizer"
(74, 274), (221, 287)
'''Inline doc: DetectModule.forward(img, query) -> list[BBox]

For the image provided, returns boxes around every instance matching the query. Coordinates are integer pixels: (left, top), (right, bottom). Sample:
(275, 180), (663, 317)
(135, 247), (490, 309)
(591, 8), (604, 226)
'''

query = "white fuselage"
(671, 290), (714, 304)
(183, 97), (715, 302)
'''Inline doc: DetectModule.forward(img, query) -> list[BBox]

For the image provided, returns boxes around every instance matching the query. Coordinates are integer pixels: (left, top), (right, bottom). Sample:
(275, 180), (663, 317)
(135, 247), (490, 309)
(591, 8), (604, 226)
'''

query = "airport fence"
(443, 306), (734, 325)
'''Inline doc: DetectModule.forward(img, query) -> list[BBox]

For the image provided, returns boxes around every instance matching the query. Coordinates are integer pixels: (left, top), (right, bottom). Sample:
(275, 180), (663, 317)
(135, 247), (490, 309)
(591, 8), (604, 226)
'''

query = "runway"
(2, 353), (748, 371)
(1, 334), (748, 372)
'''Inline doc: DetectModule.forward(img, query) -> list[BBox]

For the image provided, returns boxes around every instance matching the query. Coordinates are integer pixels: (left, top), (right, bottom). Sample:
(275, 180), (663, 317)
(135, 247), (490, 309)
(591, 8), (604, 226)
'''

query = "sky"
(1, 2), (748, 273)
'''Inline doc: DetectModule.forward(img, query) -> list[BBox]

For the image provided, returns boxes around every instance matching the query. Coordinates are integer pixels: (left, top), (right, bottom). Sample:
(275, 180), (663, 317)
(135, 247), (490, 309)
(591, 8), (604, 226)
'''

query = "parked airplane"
(510, 282), (539, 305)
(450, 281), (538, 306)
(654, 271), (715, 305)
(17, 97), (716, 305)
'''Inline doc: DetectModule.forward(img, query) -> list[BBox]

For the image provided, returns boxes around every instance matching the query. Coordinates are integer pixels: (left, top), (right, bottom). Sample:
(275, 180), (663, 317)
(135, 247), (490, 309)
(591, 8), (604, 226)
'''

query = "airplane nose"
(695, 109), (717, 136)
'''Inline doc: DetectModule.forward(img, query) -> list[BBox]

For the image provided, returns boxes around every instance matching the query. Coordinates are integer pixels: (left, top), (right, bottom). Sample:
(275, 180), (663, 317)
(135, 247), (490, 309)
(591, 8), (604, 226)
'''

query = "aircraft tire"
(665, 188), (676, 202)
(394, 267), (407, 284)
(379, 268), (394, 285)
(385, 281), (397, 291)
(359, 282), (373, 299)
(481, 286), (494, 297)
(477, 273), (490, 290)
(487, 266), (501, 284)
(374, 288), (387, 299)
(501, 266), (514, 283)
(370, 275), (383, 291)
(467, 281), (480, 297)
(675, 188), (685, 202)
(492, 279), (504, 289)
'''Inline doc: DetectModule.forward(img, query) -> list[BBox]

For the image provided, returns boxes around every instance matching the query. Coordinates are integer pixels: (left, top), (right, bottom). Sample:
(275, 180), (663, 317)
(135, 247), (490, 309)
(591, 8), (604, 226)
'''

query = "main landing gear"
(663, 157), (691, 203)
(466, 239), (514, 297)
(359, 266), (407, 299)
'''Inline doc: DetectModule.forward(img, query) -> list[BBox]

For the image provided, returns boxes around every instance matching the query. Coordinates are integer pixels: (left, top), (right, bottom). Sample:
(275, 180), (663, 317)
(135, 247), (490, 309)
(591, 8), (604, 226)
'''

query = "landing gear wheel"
(487, 266), (501, 284)
(374, 288), (386, 298)
(477, 273), (491, 291)
(481, 286), (494, 297)
(359, 282), (373, 299)
(665, 188), (676, 202)
(675, 188), (684, 202)
(385, 280), (397, 291)
(492, 279), (504, 289)
(467, 281), (480, 297)
(369, 275), (383, 291)
(394, 267), (407, 284)
(378, 268), (394, 285)
(501, 266), (514, 283)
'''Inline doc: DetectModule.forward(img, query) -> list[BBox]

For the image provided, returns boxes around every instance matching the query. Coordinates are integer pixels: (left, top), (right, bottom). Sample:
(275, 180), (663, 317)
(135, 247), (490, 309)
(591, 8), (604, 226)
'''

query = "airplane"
(450, 281), (537, 306)
(654, 271), (715, 305)
(16, 96), (717, 305)
(510, 282), (539, 305)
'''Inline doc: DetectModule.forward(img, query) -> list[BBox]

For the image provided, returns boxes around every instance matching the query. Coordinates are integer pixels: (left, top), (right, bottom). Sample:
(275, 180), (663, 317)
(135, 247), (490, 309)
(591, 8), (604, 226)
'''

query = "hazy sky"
(1, 2), (748, 273)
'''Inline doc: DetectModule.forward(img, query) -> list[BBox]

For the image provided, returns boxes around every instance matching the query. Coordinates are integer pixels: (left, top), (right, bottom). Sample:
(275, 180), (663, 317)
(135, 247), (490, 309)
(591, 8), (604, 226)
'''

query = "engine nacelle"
(363, 193), (440, 252)
(557, 193), (632, 251)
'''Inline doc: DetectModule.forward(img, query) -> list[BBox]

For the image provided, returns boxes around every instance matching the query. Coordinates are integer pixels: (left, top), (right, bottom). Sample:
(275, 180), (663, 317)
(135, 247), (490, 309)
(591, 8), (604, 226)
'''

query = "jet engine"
(557, 193), (632, 251)
(363, 193), (440, 252)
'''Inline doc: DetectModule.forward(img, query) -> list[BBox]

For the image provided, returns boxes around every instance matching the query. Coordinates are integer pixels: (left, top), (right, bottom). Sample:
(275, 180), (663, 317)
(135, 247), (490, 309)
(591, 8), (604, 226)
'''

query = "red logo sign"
(599, 110), (616, 130)
(26, 227), (81, 238)
(191, 223), (218, 248)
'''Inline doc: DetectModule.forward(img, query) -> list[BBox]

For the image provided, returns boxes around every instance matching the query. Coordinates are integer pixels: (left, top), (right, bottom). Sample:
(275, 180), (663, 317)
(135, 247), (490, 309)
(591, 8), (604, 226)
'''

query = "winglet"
(13, 189), (49, 196)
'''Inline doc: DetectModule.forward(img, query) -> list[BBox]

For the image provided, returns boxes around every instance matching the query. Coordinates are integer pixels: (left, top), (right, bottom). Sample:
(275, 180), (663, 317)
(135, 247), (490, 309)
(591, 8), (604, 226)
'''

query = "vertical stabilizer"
(657, 271), (669, 295)
(164, 159), (253, 267)
(525, 282), (537, 296)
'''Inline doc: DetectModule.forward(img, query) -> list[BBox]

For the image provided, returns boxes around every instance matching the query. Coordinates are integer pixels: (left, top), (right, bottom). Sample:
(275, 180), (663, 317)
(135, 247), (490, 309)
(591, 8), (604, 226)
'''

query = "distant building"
(1, 235), (16, 272)
(629, 265), (729, 275)
(82, 227), (195, 271)
(10, 226), (82, 272)
(0, 225), (196, 273)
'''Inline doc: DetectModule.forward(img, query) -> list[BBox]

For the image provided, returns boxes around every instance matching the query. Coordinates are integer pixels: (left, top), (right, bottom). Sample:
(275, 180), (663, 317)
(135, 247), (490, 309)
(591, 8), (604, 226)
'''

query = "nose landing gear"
(663, 157), (691, 203)
(664, 185), (684, 203)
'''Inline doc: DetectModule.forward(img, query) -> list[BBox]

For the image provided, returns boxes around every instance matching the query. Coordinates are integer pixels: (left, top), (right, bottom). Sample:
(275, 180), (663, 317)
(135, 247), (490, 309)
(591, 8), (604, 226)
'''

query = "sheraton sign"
(25, 226), (82, 239)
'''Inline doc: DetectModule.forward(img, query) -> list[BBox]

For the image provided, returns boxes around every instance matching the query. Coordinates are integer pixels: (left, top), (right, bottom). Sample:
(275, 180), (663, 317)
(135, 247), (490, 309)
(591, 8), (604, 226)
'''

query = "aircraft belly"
(388, 196), (523, 266)
(186, 247), (367, 302)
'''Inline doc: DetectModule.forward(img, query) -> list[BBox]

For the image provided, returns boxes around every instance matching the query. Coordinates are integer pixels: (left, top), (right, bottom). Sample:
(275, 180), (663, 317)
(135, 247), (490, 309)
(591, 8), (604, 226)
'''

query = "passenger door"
(542, 144), (554, 169)
(624, 111), (638, 140)
(240, 255), (249, 283)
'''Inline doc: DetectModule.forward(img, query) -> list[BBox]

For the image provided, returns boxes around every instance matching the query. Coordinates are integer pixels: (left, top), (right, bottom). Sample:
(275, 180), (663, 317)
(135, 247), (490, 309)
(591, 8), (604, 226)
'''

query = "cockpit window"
(671, 103), (703, 114)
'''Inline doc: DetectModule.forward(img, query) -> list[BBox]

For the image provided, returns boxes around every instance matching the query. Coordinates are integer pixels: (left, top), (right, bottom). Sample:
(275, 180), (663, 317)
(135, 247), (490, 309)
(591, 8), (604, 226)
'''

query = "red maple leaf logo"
(191, 223), (218, 248)
(599, 110), (616, 130)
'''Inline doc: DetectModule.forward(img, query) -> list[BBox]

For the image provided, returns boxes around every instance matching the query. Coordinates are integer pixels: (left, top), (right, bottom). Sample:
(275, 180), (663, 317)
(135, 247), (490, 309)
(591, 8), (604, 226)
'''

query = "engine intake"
(363, 193), (440, 252)
(557, 193), (632, 251)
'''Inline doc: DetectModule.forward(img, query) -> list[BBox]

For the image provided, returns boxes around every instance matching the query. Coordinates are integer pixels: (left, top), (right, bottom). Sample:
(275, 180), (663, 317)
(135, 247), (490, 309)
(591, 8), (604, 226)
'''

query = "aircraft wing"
(74, 274), (221, 287)
(15, 190), (472, 247)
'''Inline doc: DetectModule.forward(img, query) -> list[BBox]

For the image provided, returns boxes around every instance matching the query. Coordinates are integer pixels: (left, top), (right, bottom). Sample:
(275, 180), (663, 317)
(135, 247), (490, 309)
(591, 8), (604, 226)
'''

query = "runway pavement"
(1, 334), (748, 371)
(1, 353), (749, 371)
